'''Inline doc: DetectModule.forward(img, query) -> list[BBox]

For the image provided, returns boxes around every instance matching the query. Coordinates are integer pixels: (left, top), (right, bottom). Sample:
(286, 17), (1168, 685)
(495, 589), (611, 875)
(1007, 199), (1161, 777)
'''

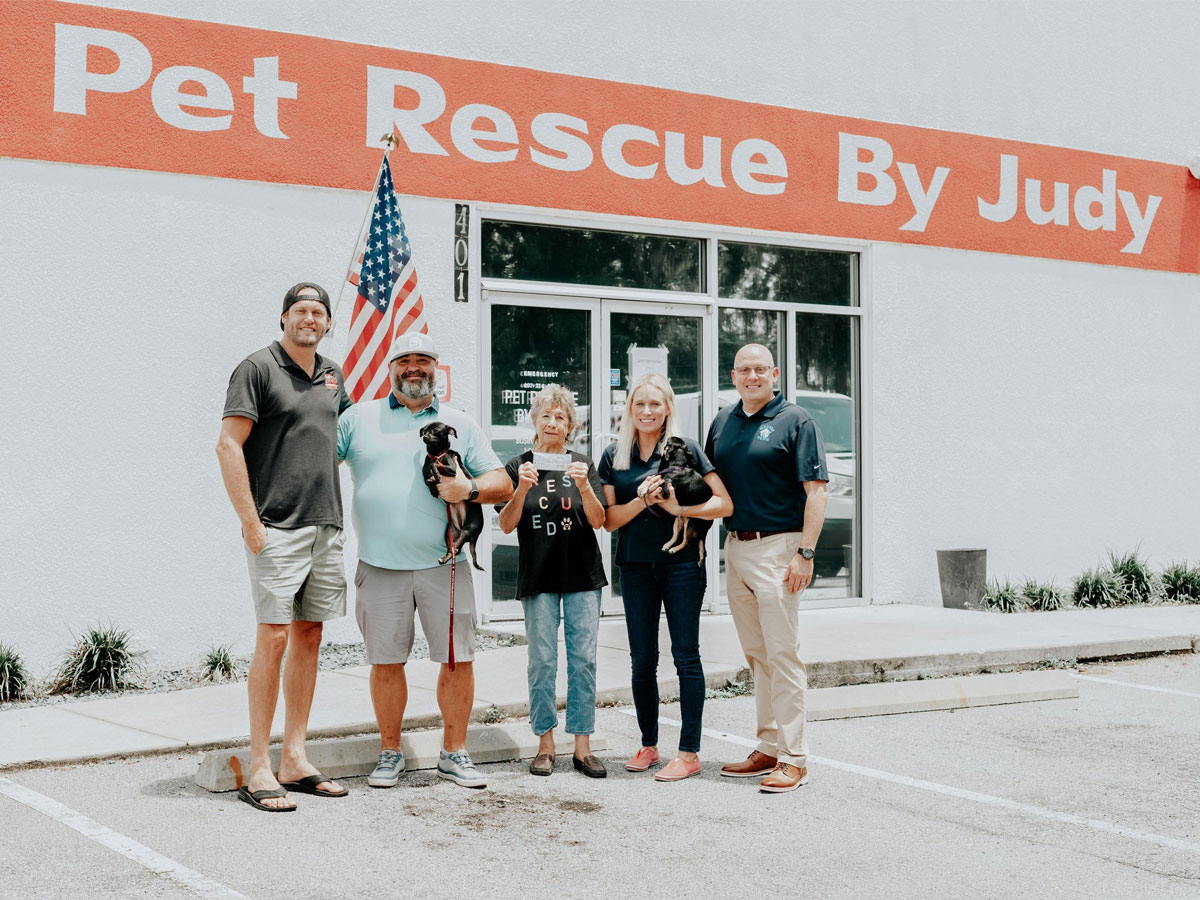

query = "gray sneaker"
(437, 748), (486, 788)
(367, 749), (406, 788)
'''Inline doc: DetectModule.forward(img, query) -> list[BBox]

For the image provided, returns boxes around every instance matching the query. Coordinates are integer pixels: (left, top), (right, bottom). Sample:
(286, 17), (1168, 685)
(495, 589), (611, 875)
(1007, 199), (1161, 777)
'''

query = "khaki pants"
(725, 532), (808, 766)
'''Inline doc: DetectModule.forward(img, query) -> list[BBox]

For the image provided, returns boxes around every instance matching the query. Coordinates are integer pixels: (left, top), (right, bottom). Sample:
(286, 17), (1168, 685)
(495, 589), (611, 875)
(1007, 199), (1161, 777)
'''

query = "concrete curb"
(195, 670), (1076, 790)
(807, 636), (1194, 687)
(195, 723), (608, 793)
(807, 670), (1078, 721)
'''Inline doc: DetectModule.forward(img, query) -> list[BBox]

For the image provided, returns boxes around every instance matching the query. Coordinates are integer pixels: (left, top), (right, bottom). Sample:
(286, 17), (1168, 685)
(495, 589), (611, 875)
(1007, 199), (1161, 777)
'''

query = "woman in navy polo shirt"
(599, 373), (732, 782)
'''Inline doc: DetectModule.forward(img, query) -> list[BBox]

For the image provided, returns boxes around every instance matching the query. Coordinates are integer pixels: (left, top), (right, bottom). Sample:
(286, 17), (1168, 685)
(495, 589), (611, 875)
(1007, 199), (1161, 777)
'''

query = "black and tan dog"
(657, 436), (714, 564)
(420, 421), (484, 569)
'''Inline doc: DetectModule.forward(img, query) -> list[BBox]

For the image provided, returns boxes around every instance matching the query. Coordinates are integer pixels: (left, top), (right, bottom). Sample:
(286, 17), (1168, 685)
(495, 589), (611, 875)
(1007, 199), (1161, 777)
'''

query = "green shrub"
(982, 578), (1021, 613)
(1160, 563), (1200, 604)
(202, 644), (237, 682)
(1107, 548), (1158, 605)
(0, 642), (31, 703)
(1072, 568), (1124, 608)
(49, 624), (142, 695)
(1019, 578), (1064, 611)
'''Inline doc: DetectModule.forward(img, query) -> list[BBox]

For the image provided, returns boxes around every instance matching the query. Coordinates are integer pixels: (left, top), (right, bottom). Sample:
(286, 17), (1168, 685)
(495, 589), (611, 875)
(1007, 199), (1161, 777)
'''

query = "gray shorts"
(354, 560), (476, 665)
(245, 525), (347, 624)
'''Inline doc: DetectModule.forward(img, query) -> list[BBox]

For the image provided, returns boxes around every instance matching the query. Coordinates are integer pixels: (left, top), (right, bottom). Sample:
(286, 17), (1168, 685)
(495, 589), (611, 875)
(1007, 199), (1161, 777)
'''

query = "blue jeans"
(521, 590), (602, 736)
(620, 562), (706, 754)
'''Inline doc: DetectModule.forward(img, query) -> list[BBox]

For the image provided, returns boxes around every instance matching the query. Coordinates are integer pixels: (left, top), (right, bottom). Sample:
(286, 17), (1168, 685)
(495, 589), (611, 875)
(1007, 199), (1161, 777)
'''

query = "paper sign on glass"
(533, 452), (572, 471)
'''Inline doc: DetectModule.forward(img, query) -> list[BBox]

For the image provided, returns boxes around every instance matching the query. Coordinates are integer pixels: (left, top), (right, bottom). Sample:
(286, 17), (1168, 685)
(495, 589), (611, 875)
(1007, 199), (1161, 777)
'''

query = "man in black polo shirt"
(216, 283), (353, 812)
(704, 343), (828, 793)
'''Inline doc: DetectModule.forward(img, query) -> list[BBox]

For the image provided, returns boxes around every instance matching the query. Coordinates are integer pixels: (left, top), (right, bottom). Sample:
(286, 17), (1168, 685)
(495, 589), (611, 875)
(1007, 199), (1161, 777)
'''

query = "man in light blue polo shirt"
(338, 332), (511, 789)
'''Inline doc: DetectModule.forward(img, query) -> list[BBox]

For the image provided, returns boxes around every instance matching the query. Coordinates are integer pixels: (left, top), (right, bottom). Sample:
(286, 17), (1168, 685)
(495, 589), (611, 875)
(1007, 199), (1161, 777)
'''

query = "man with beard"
(337, 332), (511, 789)
(217, 283), (352, 812)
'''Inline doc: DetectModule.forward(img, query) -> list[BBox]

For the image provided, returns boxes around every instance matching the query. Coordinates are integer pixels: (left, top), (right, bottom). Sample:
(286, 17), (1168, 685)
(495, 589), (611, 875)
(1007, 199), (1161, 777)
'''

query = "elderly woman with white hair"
(599, 373), (732, 783)
(497, 384), (609, 778)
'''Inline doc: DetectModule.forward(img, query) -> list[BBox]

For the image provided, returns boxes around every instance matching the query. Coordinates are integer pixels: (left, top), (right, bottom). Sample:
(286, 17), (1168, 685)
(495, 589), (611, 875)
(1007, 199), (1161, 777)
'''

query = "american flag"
(343, 155), (428, 402)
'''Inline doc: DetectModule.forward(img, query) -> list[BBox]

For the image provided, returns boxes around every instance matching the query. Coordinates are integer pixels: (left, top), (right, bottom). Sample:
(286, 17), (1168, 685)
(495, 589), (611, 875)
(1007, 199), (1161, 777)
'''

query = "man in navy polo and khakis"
(704, 343), (828, 793)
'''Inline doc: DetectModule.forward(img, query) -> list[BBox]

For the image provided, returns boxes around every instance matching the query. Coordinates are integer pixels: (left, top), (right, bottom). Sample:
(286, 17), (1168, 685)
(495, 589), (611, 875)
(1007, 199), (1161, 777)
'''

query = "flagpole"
(331, 133), (397, 333)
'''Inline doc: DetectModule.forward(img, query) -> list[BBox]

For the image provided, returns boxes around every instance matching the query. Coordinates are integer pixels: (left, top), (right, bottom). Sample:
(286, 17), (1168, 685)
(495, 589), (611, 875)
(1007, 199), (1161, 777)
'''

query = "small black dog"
(420, 422), (484, 570)
(657, 436), (714, 564)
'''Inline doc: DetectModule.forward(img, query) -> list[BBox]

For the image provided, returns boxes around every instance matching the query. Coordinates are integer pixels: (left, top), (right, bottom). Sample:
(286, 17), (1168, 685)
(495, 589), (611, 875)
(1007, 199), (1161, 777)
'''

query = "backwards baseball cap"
(388, 332), (439, 362)
(280, 282), (332, 329)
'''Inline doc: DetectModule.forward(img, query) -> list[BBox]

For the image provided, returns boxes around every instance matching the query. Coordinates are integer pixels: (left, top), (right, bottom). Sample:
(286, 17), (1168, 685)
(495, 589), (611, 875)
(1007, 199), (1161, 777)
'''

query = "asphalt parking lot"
(2, 653), (1198, 900)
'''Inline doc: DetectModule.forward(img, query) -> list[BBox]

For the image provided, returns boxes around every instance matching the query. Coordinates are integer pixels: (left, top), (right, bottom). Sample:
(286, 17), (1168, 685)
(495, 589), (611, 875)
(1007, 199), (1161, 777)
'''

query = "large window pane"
(718, 241), (854, 306)
(483, 221), (703, 292)
(489, 305), (591, 605)
(795, 313), (857, 598)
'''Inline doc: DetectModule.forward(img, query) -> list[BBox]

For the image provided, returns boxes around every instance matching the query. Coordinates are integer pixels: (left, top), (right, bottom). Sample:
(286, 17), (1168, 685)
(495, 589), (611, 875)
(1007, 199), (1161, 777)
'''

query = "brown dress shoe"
(719, 750), (777, 778)
(529, 753), (555, 776)
(759, 762), (810, 793)
(573, 754), (607, 778)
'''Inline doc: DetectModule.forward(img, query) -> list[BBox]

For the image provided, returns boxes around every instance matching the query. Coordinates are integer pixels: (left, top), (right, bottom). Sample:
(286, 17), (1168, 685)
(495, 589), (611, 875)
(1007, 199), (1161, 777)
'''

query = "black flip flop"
(237, 785), (296, 812)
(278, 774), (349, 797)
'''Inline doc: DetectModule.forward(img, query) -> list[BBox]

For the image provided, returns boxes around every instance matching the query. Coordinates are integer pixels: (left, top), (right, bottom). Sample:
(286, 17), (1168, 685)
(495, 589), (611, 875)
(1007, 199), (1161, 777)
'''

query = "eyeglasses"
(734, 366), (773, 377)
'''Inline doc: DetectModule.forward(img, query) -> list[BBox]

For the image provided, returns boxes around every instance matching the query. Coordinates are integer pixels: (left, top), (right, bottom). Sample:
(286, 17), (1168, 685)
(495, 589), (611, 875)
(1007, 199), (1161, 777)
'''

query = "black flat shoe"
(573, 754), (607, 778)
(529, 753), (555, 776)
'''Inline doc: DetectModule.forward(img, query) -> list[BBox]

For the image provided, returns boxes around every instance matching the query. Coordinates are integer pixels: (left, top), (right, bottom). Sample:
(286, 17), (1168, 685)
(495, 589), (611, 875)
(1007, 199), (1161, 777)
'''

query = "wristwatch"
(797, 547), (816, 560)
(467, 479), (479, 502)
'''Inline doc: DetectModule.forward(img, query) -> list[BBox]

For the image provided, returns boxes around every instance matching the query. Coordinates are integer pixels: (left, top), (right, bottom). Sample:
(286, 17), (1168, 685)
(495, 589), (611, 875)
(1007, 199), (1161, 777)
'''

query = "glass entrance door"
(601, 301), (710, 614)
(483, 293), (714, 620)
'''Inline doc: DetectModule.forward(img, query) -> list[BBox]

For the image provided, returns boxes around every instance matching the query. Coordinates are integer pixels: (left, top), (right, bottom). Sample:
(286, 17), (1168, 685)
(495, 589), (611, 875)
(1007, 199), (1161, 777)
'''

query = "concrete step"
(807, 669), (1078, 721)
(196, 723), (608, 792)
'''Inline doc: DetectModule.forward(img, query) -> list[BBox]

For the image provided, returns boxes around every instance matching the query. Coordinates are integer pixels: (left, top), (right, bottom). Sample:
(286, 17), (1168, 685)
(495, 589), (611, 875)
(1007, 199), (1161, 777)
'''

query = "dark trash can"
(936, 548), (987, 610)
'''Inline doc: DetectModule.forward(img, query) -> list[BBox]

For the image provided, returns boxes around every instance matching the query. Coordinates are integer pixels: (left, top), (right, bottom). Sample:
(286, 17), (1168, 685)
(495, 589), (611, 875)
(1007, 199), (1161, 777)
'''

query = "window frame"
(472, 203), (872, 610)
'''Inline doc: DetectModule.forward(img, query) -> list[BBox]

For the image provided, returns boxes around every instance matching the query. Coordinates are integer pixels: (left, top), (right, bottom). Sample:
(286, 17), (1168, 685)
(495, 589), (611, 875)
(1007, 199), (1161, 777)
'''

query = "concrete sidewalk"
(3, 603), (1198, 770)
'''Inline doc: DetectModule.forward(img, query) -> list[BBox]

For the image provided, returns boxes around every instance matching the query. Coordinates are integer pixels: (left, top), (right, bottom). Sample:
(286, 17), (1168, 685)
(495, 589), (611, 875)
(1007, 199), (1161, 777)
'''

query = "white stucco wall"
(0, 159), (470, 672)
(868, 243), (1200, 604)
(4, 1), (1199, 670)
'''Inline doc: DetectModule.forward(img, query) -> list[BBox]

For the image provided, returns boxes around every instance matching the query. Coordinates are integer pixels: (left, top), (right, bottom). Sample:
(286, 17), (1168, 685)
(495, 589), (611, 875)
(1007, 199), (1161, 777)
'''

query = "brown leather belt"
(730, 530), (791, 541)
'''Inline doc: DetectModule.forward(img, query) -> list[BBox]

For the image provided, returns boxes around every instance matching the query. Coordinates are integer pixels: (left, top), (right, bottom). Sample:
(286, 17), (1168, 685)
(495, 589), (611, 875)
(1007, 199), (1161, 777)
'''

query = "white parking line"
(1071, 674), (1200, 699)
(0, 776), (249, 899)
(623, 709), (1200, 856)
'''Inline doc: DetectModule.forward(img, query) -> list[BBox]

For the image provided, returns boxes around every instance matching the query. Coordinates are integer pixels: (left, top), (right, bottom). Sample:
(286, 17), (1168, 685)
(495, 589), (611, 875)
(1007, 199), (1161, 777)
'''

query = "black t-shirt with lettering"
(502, 451), (608, 598)
(223, 341), (353, 529)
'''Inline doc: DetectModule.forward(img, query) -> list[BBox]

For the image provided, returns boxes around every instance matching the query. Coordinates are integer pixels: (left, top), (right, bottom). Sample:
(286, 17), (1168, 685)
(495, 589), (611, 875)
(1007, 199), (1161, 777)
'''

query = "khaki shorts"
(354, 560), (476, 665)
(245, 525), (347, 625)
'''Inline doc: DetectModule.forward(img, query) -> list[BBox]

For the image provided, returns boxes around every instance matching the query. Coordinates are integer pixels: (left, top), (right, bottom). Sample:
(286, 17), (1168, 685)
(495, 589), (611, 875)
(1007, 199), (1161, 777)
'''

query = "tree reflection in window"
(719, 242), (854, 306)
(796, 313), (854, 397)
(718, 308), (783, 392)
(483, 221), (703, 292)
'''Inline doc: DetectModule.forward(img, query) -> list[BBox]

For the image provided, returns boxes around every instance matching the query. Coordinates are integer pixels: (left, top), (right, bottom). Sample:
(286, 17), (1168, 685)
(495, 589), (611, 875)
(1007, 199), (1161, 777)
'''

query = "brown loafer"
(573, 754), (607, 778)
(759, 762), (810, 793)
(720, 750), (777, 778)
(529, 753), (555, 776)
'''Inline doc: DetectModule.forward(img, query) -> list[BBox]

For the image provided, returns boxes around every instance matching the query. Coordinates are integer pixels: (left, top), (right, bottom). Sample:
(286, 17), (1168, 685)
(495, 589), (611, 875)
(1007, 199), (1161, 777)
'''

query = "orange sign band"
(3, 1), (1197, 273)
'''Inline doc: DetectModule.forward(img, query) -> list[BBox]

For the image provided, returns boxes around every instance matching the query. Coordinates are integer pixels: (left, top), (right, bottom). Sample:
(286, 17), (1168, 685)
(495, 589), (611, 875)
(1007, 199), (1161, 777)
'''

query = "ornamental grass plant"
(0, 642), (31, 703)
(1019, 578), (1065, 611)
(1160, 563), (1200, 604)
(1107, 548), (1159, 605)
(1072, 568), (1124, 608)
(982, 578), (1021, 613)
(49, 624), (143, 695)
(201, 643), (238, 682)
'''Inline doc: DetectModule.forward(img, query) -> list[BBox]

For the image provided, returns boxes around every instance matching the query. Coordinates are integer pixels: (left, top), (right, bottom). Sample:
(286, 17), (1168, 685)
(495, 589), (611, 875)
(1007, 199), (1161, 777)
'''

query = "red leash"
(429, 449), (457, 672)
(445, 503), (456, 672)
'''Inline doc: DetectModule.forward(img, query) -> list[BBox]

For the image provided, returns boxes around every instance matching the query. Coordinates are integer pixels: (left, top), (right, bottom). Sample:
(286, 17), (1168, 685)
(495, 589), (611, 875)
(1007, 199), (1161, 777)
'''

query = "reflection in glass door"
(603, 304), (708, 613)
(487, 302), (592, 620)
(484, 295), (714, 619)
